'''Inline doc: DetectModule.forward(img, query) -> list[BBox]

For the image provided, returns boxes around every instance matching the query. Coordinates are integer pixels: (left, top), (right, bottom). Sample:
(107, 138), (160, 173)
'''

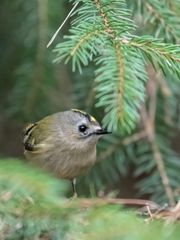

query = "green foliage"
(0, 0), (180, 230)
(95, 44), (147, 132)
(135, 138), (180, 202)
(0, 159), (179, 240)
(127, 0), (180, 41)
(52, 0), (180, 205)
(54, 0), (180, 133)
(0, 0), (67, 121)
(0, 159), (68, 239)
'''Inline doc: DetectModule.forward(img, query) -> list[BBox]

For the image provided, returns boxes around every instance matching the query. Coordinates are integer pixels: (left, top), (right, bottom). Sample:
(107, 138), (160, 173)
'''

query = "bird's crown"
(71, 109), (97, 123)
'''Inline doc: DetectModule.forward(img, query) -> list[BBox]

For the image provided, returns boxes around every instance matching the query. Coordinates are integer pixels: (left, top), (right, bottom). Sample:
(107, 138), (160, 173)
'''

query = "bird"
(23, 109), (110, 196)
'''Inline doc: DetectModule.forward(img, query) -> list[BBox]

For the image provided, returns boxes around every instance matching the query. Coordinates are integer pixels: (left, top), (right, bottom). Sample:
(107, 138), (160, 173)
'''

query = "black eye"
(78, 124), (88, 133)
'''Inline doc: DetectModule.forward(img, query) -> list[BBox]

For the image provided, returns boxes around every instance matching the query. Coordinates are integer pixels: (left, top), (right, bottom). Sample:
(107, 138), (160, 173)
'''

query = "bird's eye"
(78, 124), (88, 133)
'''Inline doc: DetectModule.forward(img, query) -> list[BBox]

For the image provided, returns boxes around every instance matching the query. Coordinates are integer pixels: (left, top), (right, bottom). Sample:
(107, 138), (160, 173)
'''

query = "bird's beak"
(95, 128), (111, 135)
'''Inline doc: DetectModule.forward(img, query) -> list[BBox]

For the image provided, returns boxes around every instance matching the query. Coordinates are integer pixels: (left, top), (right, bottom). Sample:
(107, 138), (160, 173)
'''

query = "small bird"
(23, 109), (110, 196)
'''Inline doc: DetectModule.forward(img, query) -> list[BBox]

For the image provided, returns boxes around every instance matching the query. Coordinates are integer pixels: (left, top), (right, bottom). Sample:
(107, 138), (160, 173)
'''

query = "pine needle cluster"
(54, 0), (180, 205)
(54, 0), (180, 133)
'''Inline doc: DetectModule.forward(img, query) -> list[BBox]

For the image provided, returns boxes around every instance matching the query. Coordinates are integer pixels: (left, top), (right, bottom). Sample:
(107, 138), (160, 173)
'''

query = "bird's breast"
(25, 145), (97, 180)
(54, 148), (97, 179)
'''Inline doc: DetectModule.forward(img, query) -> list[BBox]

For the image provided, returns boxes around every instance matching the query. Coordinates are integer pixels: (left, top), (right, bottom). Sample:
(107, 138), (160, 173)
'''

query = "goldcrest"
(23, 109), (110, 196)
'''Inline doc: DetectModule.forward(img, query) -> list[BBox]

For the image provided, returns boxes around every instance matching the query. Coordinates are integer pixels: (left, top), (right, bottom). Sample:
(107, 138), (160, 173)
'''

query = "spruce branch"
(95, 44), (147, 132)
(93, 0), (135, 36)
(145, 0), (180, 41)
(52, 0), (180, 206)
(54, 0), (180, 133)
(94, 0), (115, 37)
(122, 36), (180, 62)
(115, 43), (125, 121)
(70, 29), (101, 57)
(139, 72), (176, 206)
(118, 36), (180, 77)
(53, 25), (103, 72)
(128, 0), (180, 41)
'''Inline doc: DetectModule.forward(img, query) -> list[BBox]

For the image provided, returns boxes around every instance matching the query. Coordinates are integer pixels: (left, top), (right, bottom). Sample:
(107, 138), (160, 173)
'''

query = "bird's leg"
(71, 178), (77, 198)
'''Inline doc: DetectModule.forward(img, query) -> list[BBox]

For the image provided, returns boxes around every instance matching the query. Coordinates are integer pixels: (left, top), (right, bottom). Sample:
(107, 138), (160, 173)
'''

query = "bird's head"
(56, 109), (111, 150)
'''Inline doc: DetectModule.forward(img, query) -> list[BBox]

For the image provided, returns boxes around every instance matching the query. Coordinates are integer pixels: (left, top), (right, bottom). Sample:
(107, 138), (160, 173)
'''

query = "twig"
(146, 205), (153, 221)
(66, 198), (179, 222)
(157, 77), (171, 97)
(140, 70), (175, 207)
(122, 131), (147, 145)
(98, 144), (118, 161)
(151, 141), (175, 207)
(65, 197), (160, 210)
(145, 200), (180, 222)
(141, 103), (175, 206)
(149, 79), (157, 127)
(46, 2), (79, 48)
(98, 131), (146, 161)
(157, 77), (173, 125)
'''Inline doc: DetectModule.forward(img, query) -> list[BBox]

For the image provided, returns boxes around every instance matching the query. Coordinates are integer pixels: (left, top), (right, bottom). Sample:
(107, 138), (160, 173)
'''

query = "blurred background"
(0, 0), (179, 205)
(0, 0), (73, 157)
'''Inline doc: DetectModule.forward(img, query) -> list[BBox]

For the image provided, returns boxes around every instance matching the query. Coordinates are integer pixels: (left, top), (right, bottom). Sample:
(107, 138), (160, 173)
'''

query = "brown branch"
(66, 198), (179, 222)
(122, 131), (147, 145)
(151, 141), (175, 207)
(98, 131), (146, 162)
(146, 66), (173, 125)
(141, 104), (175, 206)
(65, 197), (160, 210)
(157, 76), (171, 97)
(114, 43), (125, 120)
(70, 29), (102, 56)
(148, 80), (157, 127)
(140, 69), (175, 206)
(98, 144), (119, 162)
(157, 77), (173, 126)
(94, 0), (115, 37)
(146, 200), (180, 222)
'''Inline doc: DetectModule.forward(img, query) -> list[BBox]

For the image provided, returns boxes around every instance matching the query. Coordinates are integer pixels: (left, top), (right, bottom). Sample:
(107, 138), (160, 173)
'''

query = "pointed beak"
(95, 128), (112, 135)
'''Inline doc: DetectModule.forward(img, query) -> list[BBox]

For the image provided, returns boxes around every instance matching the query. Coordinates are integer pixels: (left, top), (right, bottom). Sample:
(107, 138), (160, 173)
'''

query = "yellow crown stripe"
(71, 109), (97, 122)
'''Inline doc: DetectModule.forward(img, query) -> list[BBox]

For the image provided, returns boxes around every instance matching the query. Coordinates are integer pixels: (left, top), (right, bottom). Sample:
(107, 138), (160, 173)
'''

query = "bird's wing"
(23, 118), (53, 152)
(23, 123), (37, 151)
